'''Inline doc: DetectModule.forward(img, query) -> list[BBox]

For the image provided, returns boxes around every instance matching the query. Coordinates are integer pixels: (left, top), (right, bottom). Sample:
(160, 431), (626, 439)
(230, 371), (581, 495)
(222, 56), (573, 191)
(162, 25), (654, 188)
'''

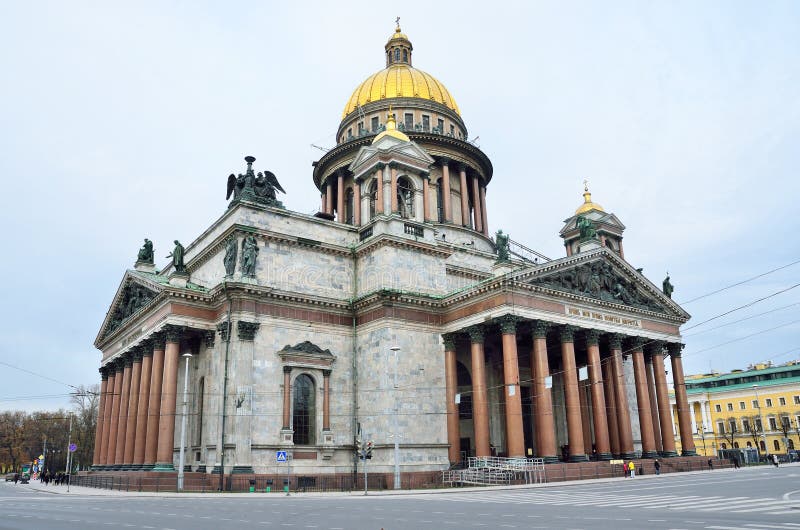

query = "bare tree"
(70, 385), (99, 471)
(745, 415), (763, 452)
(720, 417), (737, 448)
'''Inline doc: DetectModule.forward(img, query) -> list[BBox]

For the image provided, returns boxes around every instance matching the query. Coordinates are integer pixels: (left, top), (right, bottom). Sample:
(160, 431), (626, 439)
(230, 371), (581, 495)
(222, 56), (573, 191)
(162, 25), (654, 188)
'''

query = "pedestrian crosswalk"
(412, 489), (800, 516)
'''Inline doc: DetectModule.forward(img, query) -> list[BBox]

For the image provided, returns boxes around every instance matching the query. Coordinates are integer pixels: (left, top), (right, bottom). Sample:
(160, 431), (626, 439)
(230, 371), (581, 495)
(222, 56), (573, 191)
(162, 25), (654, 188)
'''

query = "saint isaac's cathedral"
(90, 24), (696, 482)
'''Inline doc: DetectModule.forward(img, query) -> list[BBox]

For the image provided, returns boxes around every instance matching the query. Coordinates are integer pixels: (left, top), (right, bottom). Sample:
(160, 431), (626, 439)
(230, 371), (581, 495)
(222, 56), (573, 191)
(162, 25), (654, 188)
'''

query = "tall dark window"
(402, 49), (408, 62)
(371, 116), (379, 132)
(404, 113), (413, 131)
(436, 180), (444, 222)
(394, 48), (400, 61)
(292, 374), (316, 445)
(422, 115), (430, 132)
(397, 177), (414, 219)
(368, 179), (378, 219)
(345, 188), (354, 225)
(457, 361), (472, 419)
(195, 377), (204, 446)
(437, 118), (444, 132)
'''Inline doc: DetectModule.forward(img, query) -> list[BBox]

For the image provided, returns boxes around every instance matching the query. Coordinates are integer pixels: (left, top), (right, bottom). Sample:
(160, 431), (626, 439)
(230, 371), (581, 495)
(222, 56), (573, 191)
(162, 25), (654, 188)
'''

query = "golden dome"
(575, 182), (605, 214)
(373, 112), (410, 143)
(342, 25), (460, 118)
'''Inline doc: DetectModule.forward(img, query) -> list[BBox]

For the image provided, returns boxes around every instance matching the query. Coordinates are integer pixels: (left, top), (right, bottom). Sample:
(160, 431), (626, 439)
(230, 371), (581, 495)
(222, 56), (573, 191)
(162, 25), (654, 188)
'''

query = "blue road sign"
(276, 450), (288, 462)
(69, 443), (77, 452)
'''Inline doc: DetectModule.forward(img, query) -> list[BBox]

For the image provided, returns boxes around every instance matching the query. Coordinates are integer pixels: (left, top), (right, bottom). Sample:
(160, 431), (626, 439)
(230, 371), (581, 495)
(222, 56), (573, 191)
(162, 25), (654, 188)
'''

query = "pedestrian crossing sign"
(276, 450), (288, 462)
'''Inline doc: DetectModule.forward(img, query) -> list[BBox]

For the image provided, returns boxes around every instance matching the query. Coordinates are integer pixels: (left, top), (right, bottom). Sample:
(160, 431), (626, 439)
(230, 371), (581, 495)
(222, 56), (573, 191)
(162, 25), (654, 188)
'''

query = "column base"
(595, 452), (613, 461)
(568, 454), (589, 462)
(541, 456), (560, 464)
(681, 449), (698, 456)
(659, 450), (679, 458)
(231, 466), (253, 474)
(641, 450), (660, 459)
(621, 452), (638, 459)
(139, 464), (155, 471)
(152, 463), (175, 472)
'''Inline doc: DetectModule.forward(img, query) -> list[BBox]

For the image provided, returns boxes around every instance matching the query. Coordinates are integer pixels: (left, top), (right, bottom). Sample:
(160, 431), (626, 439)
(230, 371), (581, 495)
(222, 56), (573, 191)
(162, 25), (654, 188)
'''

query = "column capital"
(441, 333), (457, 351)
(531, 320), (550, 339)
(163, 324), (183, 344)
(99, 366), (110, 380)
(283, 366), (293, 374)
(388, 161), (399, 169)
(457, 163), (468, 173)
(150, 331), (166, 351)
(123, 352), (134, 367)
(237, 320), (260, 341)
(584, 329), (600, 346)
(139, 338), (153, 357)
(666, 342), (684, 357)
(216, 321), (231, 342)
(559, 325), (575, 343)
(132, 347), (144, 363)
(375, 162), (386, 171)
(608, 333), (623, 350)
(322, 369), (331, 378)
(439, 157), (450, 166)
(419, 171), (430, 180)
(114, 357), (126, 372)
(644, 340), (663, 356)
(466, 325), (485, 344)
(203, 329), (215, 348)
(497, 314), (520, 335)
(627, 336), (646, 351)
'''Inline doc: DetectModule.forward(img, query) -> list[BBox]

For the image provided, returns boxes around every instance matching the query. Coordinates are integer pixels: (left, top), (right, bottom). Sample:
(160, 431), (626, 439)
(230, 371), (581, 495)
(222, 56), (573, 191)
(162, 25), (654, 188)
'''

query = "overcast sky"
(1, 1), (798, 412)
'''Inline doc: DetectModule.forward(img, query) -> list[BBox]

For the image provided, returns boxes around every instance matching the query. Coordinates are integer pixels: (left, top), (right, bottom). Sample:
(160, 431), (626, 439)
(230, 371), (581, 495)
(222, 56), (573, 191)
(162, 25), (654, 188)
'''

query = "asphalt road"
(1, 464), (799, 530)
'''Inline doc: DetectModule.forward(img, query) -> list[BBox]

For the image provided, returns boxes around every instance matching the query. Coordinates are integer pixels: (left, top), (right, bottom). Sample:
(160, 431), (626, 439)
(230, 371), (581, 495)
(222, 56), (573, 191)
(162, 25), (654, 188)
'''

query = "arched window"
(368, 179), (378, 219)
(195, 377), (204, 446)
(733, 442), (739, 448)
(746, 441), (752, 447)
(788, 439), (795, 450)
(394, 48), (400, 61)
(759, 440), (766, 452)
(436, 179), (444, 222)
(292, 374), (316, 445)
(345, 188), (354, 225)
(721, 443), (727, 449)
(397, 177), (414, 219)
(774, 439), (781, 451)
(402, 49), (408, 62)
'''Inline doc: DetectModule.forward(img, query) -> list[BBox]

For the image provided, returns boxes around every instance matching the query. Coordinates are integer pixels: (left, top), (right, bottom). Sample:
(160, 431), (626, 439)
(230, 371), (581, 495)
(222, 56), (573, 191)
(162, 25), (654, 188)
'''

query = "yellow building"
(670, 362), (800, 456)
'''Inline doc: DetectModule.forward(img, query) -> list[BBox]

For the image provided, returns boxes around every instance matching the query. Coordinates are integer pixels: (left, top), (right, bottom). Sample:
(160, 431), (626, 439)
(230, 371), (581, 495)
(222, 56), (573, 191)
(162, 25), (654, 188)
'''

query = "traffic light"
(366, 440), (373, 459)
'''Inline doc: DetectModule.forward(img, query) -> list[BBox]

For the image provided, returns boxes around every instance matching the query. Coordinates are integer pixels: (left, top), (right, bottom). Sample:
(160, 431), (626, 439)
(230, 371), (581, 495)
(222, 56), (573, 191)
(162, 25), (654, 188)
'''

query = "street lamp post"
(177, 352), (193, 491)
(752, 384), (768, 457)
(390, 346), (401, 490)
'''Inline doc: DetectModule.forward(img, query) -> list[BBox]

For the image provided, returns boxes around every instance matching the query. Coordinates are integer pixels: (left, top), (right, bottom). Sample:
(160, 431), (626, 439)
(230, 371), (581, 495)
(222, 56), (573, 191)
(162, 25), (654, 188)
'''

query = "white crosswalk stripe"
(411, 489), (800, 515)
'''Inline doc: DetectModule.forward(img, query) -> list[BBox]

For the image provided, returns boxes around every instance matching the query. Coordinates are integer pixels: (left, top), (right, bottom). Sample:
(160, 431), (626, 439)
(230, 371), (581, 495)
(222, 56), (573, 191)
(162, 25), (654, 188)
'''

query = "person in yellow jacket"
(627, 460), (635, 478)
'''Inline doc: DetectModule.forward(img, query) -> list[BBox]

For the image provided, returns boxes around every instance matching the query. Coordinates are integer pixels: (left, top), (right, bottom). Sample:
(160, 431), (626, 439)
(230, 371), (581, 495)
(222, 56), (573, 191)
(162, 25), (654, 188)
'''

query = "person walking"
(13, 473), (18, 484)
(627, 460), (635, 478)
(707, 458), (714, 471)
(654, 459), (661, 475)
(772, 454), (779, 468)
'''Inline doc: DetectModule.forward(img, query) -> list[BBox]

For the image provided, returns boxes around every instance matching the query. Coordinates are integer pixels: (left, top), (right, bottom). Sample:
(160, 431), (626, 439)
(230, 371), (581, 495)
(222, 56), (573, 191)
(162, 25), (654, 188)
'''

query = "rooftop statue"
(226, 155), (285, 208)
(576, 215), (597, 241)
(137, 238), (154, 264)
(495, 230), (509, 262)
(663, 274), (674, 299)
(166, 240), (186, 274)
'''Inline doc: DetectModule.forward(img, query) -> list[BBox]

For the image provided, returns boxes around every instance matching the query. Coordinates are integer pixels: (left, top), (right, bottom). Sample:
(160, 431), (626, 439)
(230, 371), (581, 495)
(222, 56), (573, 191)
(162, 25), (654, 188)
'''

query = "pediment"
(349, 140), (434, 177)
(277, 340), (336, 370)
(96, 271), (164, 344)
(560, 212), (626, 236)
(518, 249), (689, 319)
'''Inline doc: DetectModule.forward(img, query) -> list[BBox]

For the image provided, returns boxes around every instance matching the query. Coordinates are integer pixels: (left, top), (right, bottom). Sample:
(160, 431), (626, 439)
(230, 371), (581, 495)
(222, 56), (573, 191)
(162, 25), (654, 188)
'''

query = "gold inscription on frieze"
(566, 306), (641, 328)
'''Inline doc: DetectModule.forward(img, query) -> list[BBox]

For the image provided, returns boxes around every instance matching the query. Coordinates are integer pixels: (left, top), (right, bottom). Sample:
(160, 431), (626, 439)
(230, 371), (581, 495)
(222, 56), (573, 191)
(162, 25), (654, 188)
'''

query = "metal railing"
(443, 456), (546, 486)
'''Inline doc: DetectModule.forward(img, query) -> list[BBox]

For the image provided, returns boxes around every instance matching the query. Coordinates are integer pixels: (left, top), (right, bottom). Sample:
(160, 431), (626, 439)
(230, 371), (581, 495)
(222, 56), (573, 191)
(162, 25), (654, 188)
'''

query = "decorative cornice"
(441, 333), (457, 351)
(216, 321), (231, 342)
(237, 320), (260, 341)
(355, 232), (453, 259)
(497, 314), (519, 335)
(559, 325), (575, 343)
(466, 325), (484, 344)
(532, 320), (550, 339)
(667, 342), (684, 357)
(585, 329), (600, 346)
(164, 324), (183, 344)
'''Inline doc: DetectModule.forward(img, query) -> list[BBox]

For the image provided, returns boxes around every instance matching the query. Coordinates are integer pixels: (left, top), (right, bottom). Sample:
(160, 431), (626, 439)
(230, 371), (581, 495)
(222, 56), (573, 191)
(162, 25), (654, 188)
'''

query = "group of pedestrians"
(38, 471), (69, 485)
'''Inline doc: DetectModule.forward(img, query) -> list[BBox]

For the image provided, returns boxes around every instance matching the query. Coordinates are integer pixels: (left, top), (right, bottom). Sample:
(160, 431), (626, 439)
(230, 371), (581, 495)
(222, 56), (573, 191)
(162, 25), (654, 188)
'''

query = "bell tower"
(560, 182), (626, 258)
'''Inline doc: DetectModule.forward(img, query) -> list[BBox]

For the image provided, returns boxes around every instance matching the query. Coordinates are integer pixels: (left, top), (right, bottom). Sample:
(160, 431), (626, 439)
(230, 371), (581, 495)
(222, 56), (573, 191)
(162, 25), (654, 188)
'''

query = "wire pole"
(178, 352), (192, 491)
(391, 346), (400, 490)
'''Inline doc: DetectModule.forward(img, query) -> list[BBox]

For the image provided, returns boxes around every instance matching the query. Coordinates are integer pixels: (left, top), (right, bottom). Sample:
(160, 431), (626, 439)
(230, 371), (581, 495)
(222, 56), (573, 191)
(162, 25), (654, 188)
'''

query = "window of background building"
(769, 417), (778, 430)
(752, 399), (759, 408)
(729, 419), (737, 432)
(755, 418), (763, 431)
(715, 404), (722, 412)
(779, 397), (786, 406)
(774, 439), (781, 451)
(727, 403), (734, 411)
(742, 418), (750, 431)
(721, 443), (727, 449)
(716, 421), (725, 434)
(766, 398), (773, 407)
(789, 439), (796, 450)
(760, 440), (766, 452)
(739, 401), (746, 410)
(734, 442), (740, 448)
(794, 395), (800, 405)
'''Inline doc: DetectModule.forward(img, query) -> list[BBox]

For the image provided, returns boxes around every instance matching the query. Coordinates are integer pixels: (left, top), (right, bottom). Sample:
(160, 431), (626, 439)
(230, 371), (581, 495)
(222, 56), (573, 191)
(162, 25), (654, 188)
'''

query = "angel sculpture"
(226, 155), (285, 207)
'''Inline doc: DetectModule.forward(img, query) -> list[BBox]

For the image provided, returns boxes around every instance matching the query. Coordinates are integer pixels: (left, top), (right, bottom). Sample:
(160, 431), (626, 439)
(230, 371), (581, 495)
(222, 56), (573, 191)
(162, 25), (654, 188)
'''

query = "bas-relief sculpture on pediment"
(529, 259), (665, 313)
(104, 281), (159, 337)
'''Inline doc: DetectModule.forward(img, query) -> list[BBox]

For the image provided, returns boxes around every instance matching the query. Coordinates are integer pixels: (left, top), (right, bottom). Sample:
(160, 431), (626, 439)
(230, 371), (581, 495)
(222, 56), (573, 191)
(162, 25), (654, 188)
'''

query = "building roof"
(684, 362), (800, 394)
(342, 27), (460, 118)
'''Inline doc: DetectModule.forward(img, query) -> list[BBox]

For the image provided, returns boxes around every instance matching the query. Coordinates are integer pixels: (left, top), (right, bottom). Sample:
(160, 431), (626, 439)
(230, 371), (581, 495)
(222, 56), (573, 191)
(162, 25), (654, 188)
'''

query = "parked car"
(4, 473), (15, 482)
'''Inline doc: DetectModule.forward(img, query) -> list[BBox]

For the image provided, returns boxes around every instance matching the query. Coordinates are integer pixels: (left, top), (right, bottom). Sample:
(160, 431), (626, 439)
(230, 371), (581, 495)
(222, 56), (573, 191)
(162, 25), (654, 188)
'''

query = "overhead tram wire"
(0, 359), (81, 391)
(685, 317), (800, 356)
(678, 257), (800, 305)
(683, 301), (800, 337)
